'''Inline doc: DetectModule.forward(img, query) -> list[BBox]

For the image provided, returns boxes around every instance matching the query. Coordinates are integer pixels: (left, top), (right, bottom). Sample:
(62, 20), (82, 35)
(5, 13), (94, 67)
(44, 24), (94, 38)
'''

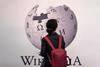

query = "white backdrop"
(0, 0), (100, 67)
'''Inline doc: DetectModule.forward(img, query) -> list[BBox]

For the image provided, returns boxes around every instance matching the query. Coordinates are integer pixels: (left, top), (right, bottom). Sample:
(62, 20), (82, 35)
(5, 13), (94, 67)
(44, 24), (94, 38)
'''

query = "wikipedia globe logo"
(25, 4), (77, 49)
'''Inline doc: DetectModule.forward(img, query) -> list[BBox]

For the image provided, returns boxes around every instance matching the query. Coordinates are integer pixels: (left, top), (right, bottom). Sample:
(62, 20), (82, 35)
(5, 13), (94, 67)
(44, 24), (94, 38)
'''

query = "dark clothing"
(40, 32), (65, 67)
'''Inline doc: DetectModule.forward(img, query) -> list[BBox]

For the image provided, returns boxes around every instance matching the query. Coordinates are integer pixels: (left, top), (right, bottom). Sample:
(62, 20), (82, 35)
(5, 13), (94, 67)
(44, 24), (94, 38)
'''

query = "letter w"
(21, 56), (34, 65)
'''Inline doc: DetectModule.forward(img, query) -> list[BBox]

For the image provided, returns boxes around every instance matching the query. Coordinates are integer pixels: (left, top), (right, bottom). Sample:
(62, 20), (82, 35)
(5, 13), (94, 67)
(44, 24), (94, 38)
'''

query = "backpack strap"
(44, 35), (63, 49)
(44, 36), (55, 50)
(58, 35), (62, 48)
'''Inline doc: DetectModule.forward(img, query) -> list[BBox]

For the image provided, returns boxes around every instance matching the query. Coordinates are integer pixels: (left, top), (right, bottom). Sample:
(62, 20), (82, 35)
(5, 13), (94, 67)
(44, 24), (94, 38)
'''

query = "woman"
(40, 19), (65, 67)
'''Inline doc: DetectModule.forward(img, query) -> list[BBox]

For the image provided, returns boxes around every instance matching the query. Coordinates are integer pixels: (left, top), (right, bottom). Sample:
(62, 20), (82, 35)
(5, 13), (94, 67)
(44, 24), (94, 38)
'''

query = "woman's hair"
(46, 19), (58, 34)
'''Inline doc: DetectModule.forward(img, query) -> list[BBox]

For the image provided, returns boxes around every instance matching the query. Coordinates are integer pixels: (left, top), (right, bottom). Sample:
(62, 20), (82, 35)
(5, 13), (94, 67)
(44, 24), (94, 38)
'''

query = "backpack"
(44, 35), (67, 67)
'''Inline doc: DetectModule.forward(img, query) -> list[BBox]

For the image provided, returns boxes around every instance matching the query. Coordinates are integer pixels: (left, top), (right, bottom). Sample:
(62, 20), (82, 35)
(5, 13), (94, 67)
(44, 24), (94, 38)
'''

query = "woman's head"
(46, 19), (58, 34)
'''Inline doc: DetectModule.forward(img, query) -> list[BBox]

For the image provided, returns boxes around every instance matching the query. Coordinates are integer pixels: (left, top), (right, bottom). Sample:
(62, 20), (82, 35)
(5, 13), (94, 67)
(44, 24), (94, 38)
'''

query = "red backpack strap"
(58, 35), (62, 48)
(44, 36), (55, 50)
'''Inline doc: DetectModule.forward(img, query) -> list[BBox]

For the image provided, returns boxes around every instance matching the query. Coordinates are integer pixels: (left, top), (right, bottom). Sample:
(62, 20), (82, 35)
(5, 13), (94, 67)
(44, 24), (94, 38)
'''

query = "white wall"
(0, 0), (100, 67)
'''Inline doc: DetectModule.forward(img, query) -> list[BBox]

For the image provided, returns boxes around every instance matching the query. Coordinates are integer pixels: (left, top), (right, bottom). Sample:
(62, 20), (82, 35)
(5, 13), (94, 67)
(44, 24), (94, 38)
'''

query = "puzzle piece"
(33, 13), (48, 23)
